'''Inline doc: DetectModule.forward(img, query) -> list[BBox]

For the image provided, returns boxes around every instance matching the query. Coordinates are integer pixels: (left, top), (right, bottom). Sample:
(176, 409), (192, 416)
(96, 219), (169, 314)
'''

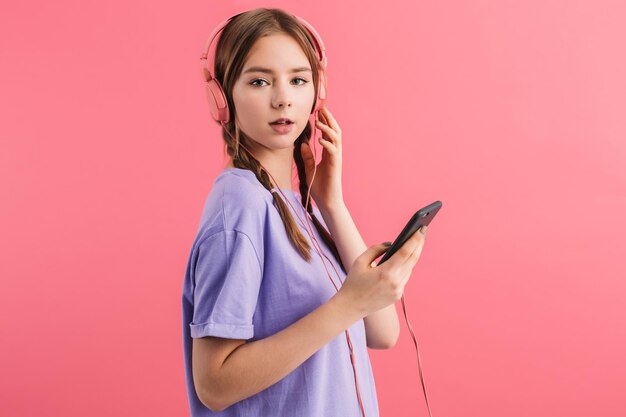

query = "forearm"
(210, 292), (363, 411)
(318, 202), (400, 349)
(318, 201), (365, 275)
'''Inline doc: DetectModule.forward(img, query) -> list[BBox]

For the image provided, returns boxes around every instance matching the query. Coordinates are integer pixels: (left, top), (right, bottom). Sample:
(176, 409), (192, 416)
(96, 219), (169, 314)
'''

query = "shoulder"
(196, 169), (271, 246)
(219, 170), (272, 227)
(219, 170), (269, 207)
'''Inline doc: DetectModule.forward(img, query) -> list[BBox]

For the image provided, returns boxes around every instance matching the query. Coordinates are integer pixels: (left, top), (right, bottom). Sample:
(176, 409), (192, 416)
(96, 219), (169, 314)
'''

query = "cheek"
(305, 85), (317, 105)
(236, 89), (264, 109)
(232, 88), (262, 120)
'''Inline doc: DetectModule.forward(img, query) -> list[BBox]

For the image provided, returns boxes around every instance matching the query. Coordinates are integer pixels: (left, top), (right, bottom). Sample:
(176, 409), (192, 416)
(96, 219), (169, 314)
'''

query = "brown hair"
(212, 7), (345, 270)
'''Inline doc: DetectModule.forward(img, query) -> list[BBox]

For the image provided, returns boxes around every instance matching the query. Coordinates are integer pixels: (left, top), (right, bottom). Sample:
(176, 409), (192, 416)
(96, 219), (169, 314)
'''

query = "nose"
(271, 83), (292, 109)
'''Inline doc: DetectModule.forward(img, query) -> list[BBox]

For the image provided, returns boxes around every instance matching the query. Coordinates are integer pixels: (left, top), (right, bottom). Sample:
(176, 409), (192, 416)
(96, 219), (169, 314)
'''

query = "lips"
(270, 118), (293, 125)
(269, 121), (294, 134)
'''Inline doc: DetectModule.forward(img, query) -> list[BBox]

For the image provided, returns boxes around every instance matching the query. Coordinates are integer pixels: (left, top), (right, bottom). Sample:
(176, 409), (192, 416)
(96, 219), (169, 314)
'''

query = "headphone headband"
(200, 13), (327, 83)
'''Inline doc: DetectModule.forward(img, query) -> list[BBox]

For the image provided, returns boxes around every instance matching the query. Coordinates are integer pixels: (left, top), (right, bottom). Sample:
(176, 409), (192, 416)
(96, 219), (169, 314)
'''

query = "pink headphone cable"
(219, 114), (434, 417)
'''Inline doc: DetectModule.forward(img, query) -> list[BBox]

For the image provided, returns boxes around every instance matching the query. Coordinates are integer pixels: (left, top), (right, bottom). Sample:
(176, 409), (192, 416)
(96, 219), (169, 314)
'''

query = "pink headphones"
(200, 13), (328, 124)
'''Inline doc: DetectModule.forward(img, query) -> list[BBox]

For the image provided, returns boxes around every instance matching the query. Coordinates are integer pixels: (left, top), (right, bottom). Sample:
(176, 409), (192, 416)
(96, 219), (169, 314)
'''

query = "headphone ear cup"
(313, 69), (327, 113)
(205, 78), (230, 124)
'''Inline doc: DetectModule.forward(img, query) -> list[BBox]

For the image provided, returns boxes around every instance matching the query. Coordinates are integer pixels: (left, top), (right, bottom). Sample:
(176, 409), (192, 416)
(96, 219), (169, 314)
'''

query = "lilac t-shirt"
(181, 167), (379, 416)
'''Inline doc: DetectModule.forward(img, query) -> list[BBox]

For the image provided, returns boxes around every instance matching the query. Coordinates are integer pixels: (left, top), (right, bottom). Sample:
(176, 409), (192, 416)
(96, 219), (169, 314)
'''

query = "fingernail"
(383, 241), (392, 246)
(420, 226), (428, 236)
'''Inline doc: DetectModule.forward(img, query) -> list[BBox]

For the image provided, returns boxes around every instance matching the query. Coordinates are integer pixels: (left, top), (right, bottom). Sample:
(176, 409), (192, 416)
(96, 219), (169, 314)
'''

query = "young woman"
(182, 8), (428, 417)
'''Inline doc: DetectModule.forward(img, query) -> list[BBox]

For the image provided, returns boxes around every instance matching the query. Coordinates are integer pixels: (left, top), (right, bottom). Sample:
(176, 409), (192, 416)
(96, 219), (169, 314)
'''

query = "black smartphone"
(376, 200), (442, 266)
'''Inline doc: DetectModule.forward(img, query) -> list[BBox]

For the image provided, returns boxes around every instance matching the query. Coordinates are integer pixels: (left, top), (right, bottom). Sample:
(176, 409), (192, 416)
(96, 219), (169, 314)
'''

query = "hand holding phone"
(337, 200), (442, 318)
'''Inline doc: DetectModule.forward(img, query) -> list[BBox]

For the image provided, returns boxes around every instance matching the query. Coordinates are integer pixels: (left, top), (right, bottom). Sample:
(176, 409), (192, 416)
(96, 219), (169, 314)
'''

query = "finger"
(363, 242), (394, 268)
(399, 240), (426, 286)
(407, 237), (425, 265)
(319, 110), (341, 145)
(301, 141), (312, 158)
(316, 112), (327, 127)
(407, 226), (427, 261)
(316, 123), (340, 148)
(316, 114), (329, 130)
(300, 143), (317, 183)
(396, 226), (427, 264)
(315, 121), (336, 143)
(300, 142), (316, 168)
(322, 107), (341, 134)
(318, 137), (337, 155)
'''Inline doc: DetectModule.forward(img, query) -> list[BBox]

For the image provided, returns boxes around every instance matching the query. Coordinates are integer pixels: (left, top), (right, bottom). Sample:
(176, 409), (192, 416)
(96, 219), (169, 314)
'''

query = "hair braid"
(224, 122), (313, 261)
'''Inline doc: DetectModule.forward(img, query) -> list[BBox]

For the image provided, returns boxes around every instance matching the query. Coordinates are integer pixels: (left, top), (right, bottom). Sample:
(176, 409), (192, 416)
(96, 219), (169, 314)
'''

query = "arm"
(203, 292), (364, 411)
(317, 202), (400, 350)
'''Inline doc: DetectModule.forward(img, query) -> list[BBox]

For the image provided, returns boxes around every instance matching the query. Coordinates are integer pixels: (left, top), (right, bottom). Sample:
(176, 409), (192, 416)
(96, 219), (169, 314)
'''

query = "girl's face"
(232, 33), (316, 153)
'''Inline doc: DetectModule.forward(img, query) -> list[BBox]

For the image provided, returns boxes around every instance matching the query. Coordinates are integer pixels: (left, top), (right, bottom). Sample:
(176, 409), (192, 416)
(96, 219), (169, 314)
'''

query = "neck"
(224, 157), (294, 192)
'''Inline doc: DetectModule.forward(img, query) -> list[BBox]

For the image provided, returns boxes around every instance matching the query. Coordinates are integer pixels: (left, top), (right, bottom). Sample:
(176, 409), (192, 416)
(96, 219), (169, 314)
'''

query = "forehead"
(242, 33), (311, 73)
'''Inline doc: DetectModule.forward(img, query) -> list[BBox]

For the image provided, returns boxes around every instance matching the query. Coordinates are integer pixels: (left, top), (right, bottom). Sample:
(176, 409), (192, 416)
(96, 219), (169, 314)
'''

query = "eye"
(249, 78), (310, 87)
(250, 79), (268, 87)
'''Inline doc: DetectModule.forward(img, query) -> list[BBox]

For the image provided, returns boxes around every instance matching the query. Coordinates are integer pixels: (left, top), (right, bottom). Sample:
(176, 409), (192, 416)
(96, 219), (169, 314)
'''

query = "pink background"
(1, 1), (625, 416)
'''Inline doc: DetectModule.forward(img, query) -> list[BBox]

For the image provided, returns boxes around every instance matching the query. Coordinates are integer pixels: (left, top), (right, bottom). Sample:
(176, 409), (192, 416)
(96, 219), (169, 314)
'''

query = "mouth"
(269, 118), (294, 125)
(269, 119), (294, 134)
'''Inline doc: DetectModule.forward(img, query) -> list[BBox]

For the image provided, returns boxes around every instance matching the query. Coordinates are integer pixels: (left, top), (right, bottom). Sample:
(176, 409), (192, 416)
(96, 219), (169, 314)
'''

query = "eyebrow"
(242, 66), (312, 74)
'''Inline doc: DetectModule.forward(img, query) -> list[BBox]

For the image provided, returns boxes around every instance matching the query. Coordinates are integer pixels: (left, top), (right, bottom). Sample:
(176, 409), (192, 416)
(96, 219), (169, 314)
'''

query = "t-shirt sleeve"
(189, 229), (263, 340)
